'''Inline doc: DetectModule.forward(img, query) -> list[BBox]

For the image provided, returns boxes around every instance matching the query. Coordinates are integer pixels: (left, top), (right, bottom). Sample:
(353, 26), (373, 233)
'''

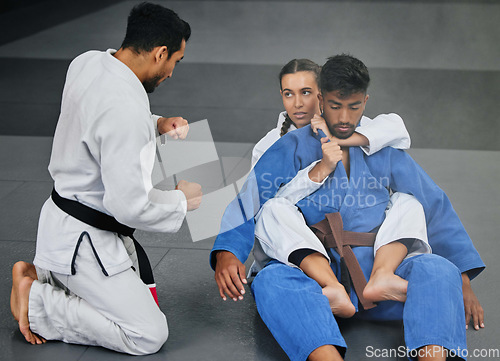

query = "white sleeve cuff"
(151, 114), (161, 134)
(356, 113), (411, 155)
(274, 160), (325, 205)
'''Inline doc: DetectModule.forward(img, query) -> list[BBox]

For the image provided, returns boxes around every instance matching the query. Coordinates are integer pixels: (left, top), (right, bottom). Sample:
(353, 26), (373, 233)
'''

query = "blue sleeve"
(209, 133), (304, 270)
(388, 149), (485, 279)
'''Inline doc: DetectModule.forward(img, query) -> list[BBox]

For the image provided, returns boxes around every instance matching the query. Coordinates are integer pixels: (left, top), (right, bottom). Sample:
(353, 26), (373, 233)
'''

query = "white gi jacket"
(34, 49), (187, 276)
(251, 111), (411, 167)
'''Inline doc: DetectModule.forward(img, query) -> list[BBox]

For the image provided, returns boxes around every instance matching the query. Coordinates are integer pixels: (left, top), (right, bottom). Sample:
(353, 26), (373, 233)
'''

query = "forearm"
(462, 272), (471, 285)
(308, 161), (332, 183)
(336, 132), (369, 147)
(275, 160), (325, 204)
(357, 113), (410, 155)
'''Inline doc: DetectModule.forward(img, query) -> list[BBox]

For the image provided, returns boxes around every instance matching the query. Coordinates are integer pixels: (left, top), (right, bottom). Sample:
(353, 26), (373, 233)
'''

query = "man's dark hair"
(121, 2), (191, 58)
(319, 54), (370, 98)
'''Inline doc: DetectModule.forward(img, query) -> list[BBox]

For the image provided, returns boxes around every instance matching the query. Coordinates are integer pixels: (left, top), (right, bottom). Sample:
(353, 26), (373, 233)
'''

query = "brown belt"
(310, 212), (377, 310)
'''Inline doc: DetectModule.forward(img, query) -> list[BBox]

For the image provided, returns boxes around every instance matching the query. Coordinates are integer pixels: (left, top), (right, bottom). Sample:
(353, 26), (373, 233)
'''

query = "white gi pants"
(28, 237), (168, 355)
(254, 172), (431, 269)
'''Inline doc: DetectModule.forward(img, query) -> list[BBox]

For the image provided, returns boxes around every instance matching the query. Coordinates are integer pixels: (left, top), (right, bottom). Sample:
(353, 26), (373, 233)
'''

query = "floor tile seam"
(0, 100), (61, 105)
(1, 58), (499, 73)
(215, 141), (255, 149)
(0, 180), (25, 202)
(409, 147), (500, 153)
(0, 138), (495, 154)
(215, 145), (255, 159)
(1, 101), (279, 111)
(218, 155), (228, 187)
(156, 245), (213, 251)
(75, 348), (91, 361)
(11, 56), (487, 73)
(0, 135), (256, 146)
(143, 245), (173, 249)
(222, 143), (254, 176)
(0, 239), (36, 244)
(151, 104), (282, 111)
(0, 134), (54, 140)
(217, 157), (252, 189)
(0, 178), (52, 184)
(156, 62), (500, 73)
(152, 248), (172, 271)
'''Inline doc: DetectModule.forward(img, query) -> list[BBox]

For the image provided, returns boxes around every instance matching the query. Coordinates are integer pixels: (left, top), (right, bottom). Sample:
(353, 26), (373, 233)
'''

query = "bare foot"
(322, 283), (356, 318)
(11, 262), (45, 345)
(11, 262), (38, 320)
(363, 270), (408, 303)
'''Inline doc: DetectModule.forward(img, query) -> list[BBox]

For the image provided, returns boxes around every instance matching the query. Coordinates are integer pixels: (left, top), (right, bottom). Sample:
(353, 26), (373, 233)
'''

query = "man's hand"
(158, 116), (189, 139)
(462, 273), (485, 330)
(308, 137), (343, 183)
(214, 251), (247, 301)
(176, 180), (202, 211)
(319, 137), (343, 173)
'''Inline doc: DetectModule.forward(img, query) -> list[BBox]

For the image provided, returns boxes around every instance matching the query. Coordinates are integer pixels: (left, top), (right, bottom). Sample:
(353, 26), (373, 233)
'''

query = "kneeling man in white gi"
(10, 2), (202, 355)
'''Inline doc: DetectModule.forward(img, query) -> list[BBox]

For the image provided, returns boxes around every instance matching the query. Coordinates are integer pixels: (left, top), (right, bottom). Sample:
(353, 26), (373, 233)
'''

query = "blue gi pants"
(251, 254), (466, 361)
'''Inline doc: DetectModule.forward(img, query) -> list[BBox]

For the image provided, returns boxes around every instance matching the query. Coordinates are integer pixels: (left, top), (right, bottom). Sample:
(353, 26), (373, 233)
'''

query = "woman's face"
(280, 71), (320, 128)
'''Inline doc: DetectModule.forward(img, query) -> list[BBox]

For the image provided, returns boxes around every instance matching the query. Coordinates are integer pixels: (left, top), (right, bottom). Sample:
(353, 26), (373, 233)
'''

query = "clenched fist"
(308, 136), (343, 183)
(158, 116), (189, 140)
(176, 180), (202, 211)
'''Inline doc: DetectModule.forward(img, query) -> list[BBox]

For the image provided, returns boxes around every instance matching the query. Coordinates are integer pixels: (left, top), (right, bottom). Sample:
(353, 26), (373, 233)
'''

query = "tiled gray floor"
(339, 318), (405, 360)
(0, 181), (52, 242)
(3, 144), (497, 361)
(0, 136), (52, 182)
(143, 248), (287, 361)
(0, 328), (88, 361)
(0, 241), (36, 329)
(0, 181), (24, 201)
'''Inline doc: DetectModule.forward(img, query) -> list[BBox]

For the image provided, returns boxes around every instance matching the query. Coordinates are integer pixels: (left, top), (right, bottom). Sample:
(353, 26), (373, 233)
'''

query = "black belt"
(50, 188), (157, 303)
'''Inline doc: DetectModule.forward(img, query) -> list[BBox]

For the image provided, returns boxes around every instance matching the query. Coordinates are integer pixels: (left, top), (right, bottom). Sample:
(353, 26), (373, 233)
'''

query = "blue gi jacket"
(210, 126), (485, 292)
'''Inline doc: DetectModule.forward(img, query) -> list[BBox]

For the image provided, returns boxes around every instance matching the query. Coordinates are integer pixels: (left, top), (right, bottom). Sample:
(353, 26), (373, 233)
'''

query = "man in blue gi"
(210, 54), (485, 360)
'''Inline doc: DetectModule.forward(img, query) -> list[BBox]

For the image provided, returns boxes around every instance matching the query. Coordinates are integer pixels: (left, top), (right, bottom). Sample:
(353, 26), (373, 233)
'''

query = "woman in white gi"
(248, 58), (431, 317)
(10, 3), (202, 354)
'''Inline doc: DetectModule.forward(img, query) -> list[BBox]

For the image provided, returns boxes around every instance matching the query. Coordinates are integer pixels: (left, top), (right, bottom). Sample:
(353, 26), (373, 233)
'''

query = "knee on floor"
(131, 316), (169, 355)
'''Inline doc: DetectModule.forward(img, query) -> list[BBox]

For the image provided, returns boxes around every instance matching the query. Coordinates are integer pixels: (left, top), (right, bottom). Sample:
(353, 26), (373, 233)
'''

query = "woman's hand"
(311, 114), (334, 140)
